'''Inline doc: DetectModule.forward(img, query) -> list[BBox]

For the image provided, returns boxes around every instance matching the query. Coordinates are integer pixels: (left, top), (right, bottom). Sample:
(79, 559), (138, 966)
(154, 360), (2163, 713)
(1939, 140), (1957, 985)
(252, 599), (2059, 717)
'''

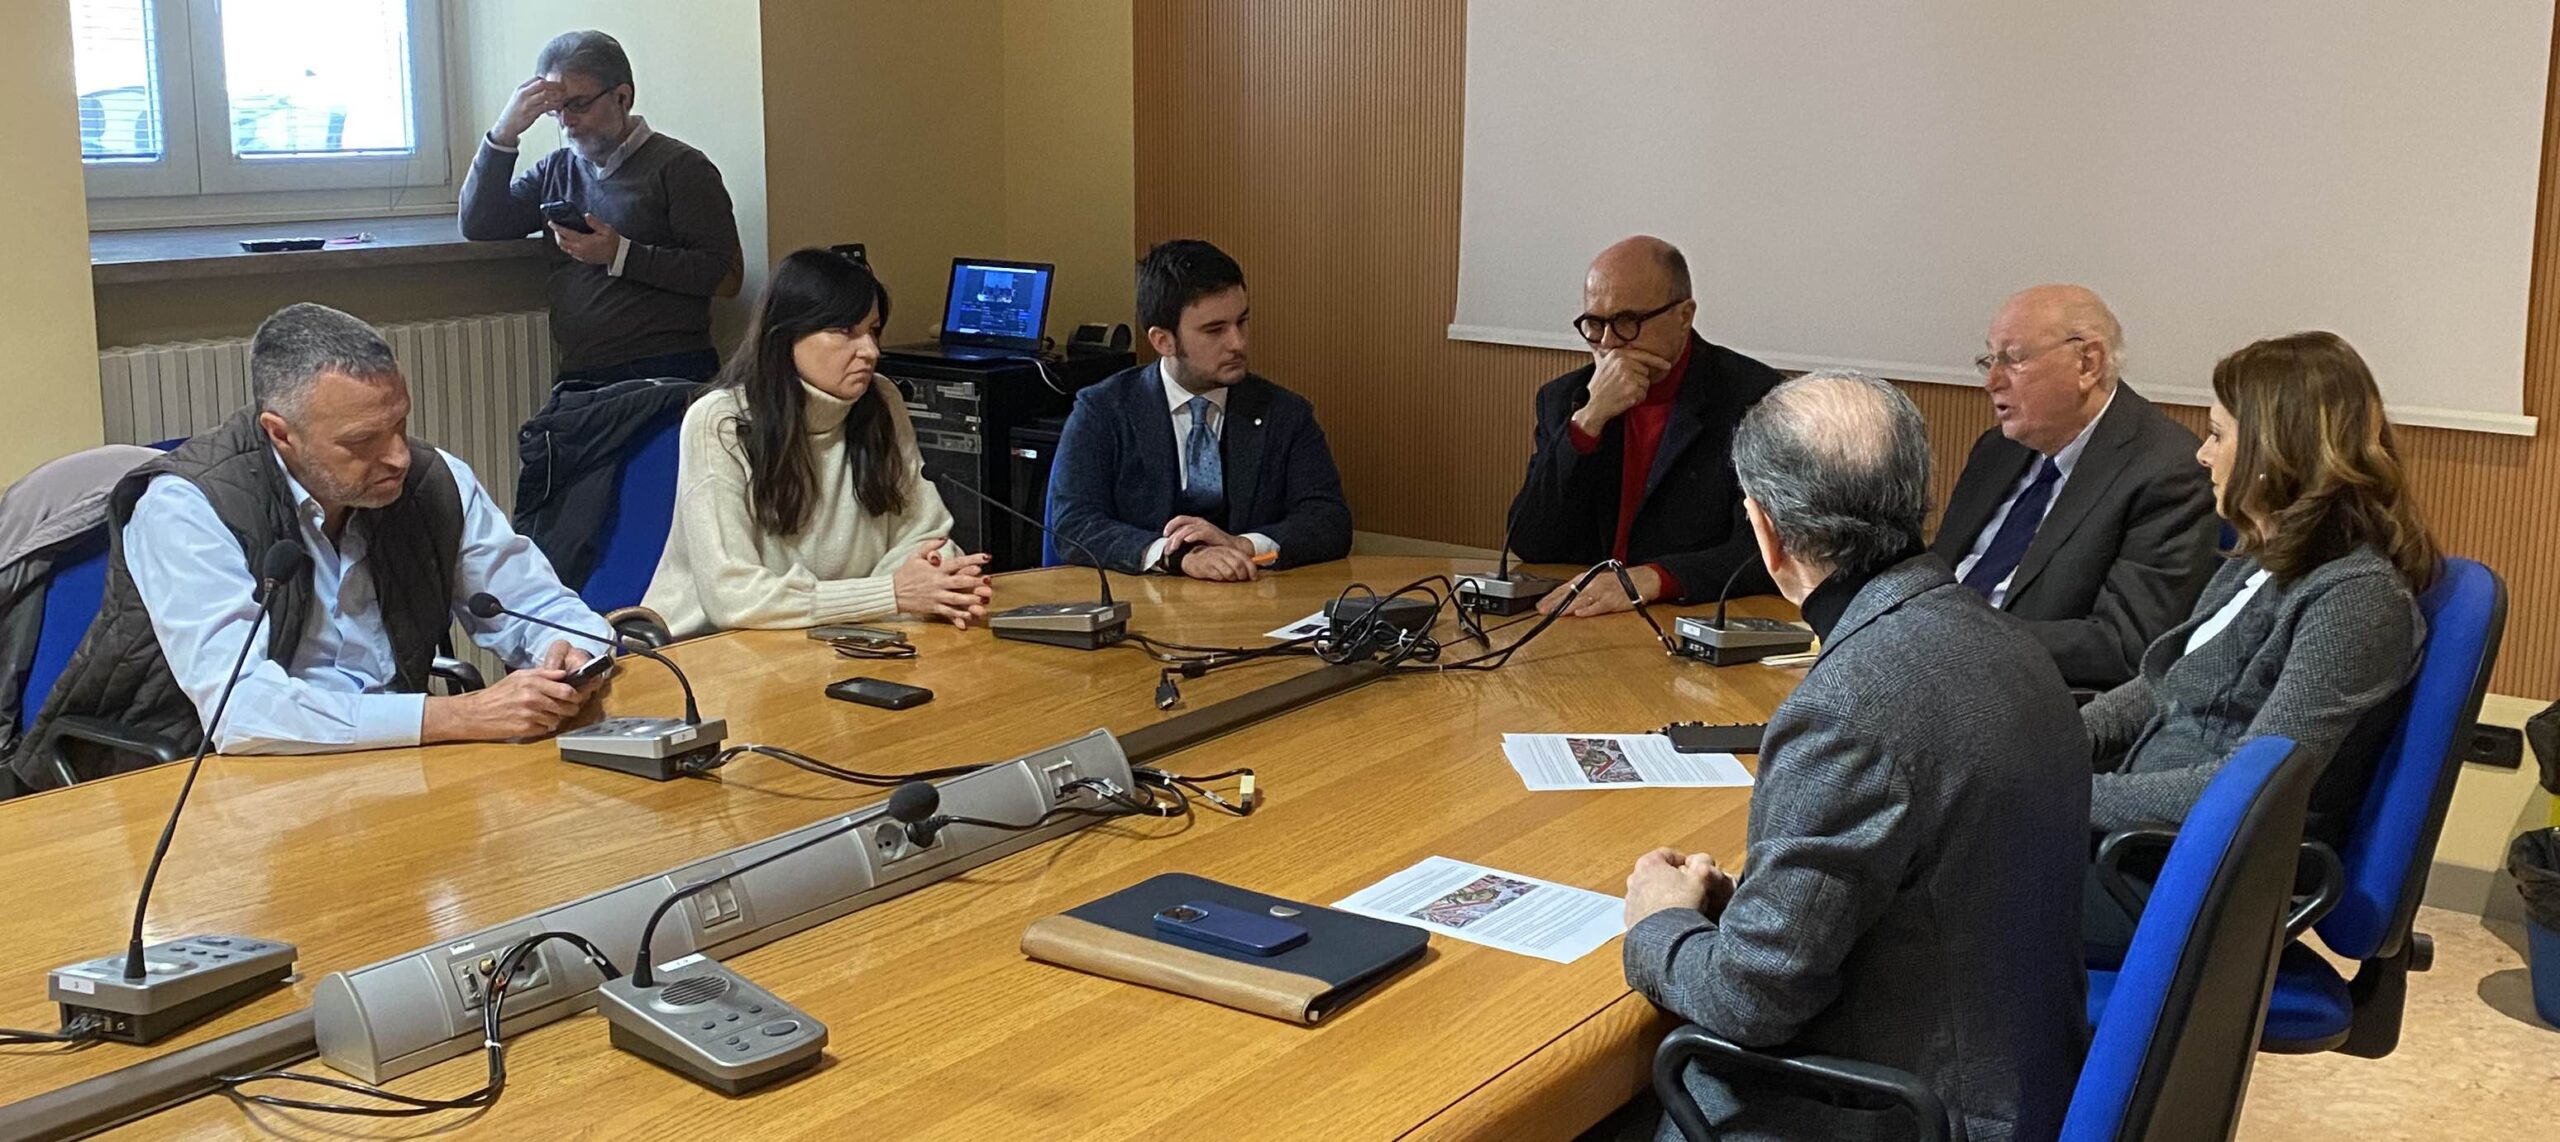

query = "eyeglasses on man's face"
(1573, 297), (1688, 345)
(1973, 336), (2086, 377)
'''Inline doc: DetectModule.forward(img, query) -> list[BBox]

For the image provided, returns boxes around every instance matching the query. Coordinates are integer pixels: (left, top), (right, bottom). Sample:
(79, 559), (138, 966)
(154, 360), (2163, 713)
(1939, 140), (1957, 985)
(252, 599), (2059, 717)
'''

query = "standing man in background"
(1507, 236), (1781, 617)
(459, 30), (744, 385)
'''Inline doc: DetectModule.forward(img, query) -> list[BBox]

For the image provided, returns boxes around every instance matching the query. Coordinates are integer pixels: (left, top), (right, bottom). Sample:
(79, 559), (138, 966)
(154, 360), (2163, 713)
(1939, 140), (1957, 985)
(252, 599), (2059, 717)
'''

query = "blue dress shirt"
(123, 450), (611, 754)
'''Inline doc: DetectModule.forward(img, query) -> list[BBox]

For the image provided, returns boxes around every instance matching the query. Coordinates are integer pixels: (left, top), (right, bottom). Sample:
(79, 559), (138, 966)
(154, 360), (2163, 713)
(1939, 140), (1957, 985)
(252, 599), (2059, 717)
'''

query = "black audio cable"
(217, 932), (620, 1118)
(0, 1013), (109, 1048)
(691, 743), (991, 786)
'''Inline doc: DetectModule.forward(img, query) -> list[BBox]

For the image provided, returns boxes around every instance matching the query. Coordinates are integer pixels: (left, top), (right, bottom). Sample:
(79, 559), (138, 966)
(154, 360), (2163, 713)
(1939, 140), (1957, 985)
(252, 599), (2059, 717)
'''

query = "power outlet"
(870, 819), (941, 865)
(1042, 759), (1080, 798)
(449, 945), (552, 1013)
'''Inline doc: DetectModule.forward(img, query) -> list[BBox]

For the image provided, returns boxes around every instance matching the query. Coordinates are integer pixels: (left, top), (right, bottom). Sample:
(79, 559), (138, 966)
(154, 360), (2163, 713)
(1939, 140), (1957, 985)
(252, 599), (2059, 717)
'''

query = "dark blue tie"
(1184, 395), (1223, 502)
(1963, 458), (2060, 599)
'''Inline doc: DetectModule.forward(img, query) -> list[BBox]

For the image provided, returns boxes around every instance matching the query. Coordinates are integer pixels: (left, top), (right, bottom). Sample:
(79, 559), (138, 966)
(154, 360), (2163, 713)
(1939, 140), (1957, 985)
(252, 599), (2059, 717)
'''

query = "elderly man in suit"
(1621, 372), (2090, 1141)
(1932, 285), (2219, 688)
(1047, 239), (1352, 578)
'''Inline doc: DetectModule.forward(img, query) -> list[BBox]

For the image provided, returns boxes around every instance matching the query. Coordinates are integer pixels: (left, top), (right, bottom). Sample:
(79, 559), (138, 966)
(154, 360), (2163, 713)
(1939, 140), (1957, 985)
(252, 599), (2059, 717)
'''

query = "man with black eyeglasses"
(1930, 284), (2217, 688)
(1505, 236), (1781, 615)
(459, 30), (743, 386)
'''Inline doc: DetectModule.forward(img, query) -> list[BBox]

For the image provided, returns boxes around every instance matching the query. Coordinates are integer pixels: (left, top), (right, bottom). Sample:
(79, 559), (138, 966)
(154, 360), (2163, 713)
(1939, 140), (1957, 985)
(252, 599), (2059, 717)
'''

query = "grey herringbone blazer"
(1625, 556), (2090, 1142)
(2084, 547), (2424, 847)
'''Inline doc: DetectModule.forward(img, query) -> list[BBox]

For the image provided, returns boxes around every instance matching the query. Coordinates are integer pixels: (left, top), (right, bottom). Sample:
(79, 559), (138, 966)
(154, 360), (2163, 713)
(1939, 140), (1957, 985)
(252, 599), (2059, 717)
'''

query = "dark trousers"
(556, 347), (720, 387)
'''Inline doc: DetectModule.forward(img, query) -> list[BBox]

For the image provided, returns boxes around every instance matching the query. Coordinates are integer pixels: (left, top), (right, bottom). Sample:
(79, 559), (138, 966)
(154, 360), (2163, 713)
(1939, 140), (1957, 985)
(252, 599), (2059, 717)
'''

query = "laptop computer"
(891, 257), (1056, 362)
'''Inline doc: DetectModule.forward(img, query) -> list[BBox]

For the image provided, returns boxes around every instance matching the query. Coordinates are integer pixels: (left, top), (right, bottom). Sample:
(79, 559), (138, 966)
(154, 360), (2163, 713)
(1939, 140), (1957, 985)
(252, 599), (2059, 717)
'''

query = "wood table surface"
(0, 557), (1805, 1139)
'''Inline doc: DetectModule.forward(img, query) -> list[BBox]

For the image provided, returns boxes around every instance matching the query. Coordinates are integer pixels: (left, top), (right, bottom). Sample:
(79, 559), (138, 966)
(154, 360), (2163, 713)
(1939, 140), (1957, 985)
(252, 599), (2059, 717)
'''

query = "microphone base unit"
(1672, 615), (1817, 667)
(1453, 571), (1562, 616)
(48, 936), (298, 1045)
(988, 601), (1133, 651)
(558, 717), (730, 782)
(595, 958), (827, 1094)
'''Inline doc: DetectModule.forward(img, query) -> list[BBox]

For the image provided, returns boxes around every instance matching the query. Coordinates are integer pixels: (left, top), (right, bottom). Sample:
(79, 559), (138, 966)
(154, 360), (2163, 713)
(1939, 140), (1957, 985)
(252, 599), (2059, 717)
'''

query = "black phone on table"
(825, 676), (931, 710)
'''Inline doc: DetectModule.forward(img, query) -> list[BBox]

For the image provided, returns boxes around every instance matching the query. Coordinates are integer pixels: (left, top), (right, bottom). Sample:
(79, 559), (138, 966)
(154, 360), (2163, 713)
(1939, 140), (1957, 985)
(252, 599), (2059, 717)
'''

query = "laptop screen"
(942, 259), (1055, 349)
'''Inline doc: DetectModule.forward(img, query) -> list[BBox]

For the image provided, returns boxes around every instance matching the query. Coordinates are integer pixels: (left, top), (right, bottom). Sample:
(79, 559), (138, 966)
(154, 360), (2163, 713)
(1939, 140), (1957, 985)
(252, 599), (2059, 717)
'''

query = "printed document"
(1334, 856), (1623, 963)
(1502, 734), (1752, 791)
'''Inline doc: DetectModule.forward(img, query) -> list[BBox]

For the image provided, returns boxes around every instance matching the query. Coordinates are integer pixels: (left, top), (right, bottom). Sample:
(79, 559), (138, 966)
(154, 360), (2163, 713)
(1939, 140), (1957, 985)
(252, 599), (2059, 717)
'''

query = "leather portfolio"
(1020, 872), (1427, 1025)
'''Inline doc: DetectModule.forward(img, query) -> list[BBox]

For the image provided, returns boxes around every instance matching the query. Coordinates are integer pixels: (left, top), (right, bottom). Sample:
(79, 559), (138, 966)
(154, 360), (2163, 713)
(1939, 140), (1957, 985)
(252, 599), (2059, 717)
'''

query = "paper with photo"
(1264, 610), (1332, 641)
(1502, 734), (1752, 791)
(1333, 855), (1623, 963)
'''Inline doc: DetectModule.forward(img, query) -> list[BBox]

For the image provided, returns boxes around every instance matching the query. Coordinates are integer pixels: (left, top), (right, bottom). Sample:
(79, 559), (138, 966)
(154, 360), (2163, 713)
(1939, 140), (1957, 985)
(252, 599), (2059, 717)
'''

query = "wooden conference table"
(0, 557), (1804, 1139)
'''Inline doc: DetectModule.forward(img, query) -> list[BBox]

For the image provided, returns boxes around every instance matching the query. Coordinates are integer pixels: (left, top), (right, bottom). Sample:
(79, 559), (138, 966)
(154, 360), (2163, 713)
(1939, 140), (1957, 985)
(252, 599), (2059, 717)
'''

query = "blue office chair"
(1654, 738), (2314, 1142)
(16, 532), (184, 789)
(2260, 556), (2506, 1055)
(578, 416), (683, 618)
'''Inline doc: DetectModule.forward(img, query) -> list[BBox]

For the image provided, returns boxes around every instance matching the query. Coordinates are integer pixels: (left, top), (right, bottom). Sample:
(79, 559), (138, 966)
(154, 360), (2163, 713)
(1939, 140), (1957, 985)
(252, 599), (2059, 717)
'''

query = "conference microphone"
(591, 776), (976, 1091)
(46, 540), (308, 1044)
(929, 473), (1131, 650)
(1673, 558), (1815, 666)
(463, 592), (727, 781)
(1455, 422), (1565, 615)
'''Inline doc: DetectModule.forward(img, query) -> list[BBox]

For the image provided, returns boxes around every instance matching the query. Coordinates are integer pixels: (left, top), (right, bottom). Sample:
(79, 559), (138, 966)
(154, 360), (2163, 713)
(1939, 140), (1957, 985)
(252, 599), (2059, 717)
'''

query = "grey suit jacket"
(2084, 547), (2424, 848)
(1930, 385), (2220, 689)
(1625, 556), (2090, 1142)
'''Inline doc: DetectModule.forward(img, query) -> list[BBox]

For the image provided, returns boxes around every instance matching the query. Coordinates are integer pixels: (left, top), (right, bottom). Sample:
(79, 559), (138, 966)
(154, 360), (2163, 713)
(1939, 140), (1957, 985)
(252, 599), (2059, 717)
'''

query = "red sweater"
(1565, 341), (1693, 599)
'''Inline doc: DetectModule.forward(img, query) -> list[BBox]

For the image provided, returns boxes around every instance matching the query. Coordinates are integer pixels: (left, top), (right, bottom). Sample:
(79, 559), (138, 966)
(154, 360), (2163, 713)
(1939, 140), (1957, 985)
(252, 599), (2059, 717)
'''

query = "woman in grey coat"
(2083, 330), (2438, 959)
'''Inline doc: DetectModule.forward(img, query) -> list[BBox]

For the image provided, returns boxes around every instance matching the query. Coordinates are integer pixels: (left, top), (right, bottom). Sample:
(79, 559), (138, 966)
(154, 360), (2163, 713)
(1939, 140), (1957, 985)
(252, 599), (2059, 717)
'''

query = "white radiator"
(96, 311), (554, 513)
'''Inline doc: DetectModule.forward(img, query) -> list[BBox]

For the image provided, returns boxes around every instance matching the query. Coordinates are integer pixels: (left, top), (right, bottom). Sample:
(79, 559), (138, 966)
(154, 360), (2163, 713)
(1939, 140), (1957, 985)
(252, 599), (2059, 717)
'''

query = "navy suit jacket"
(1046, 363), (1353, 574)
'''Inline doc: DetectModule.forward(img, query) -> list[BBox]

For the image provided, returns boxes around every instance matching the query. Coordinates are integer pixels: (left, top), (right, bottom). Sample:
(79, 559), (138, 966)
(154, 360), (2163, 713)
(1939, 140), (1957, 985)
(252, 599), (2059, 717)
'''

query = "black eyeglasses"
(554, 85), (625, 116)
(1573, 298), (1687, 345)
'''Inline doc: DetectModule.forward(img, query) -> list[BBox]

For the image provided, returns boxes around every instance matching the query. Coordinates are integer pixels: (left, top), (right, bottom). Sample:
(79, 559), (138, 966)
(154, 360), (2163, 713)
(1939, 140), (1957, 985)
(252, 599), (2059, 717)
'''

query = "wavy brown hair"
(717, 248), (902, 537)
(2211, 331), (2437, 591)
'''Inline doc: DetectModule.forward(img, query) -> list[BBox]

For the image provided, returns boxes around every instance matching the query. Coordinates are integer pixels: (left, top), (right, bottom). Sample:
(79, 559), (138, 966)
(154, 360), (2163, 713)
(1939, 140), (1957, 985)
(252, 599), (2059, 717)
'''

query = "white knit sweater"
(642, 381), (957, 638)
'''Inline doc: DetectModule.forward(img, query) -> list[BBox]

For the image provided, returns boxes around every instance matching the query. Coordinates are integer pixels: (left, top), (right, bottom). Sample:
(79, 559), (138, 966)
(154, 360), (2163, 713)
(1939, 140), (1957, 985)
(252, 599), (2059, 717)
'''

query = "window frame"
(78, 0), (453, 207)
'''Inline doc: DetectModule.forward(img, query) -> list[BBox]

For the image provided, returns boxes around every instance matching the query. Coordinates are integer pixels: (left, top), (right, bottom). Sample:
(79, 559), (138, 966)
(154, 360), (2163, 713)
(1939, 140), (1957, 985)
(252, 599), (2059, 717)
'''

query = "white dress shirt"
(1141, 359), (1276, 572)
(1953, 388), (2118, 607)
(123, 450), (611, 755)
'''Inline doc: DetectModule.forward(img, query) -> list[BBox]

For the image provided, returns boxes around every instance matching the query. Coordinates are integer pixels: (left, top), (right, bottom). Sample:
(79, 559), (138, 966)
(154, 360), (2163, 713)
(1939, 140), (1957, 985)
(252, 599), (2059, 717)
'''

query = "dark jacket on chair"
(1047, 363), (1352, 573)
(1626, 555), (2090, 1142)
(0, 445), (160, 752)
(6, 409), (464, 791)
(1507, 333), (1781, 603)
(514, 376), (702, 591)
(1931, 384), (2219, 689)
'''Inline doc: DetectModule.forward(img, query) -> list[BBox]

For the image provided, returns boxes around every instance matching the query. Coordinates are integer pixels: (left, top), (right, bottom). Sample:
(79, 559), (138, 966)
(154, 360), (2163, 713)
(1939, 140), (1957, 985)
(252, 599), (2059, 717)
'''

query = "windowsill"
(89, 215), (552, 286)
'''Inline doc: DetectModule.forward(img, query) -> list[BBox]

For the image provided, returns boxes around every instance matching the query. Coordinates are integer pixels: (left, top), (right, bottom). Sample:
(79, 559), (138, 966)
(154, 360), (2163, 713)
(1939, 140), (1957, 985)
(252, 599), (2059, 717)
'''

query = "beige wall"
(762, 0), (1134, 345)
(0, 2), (104, 483)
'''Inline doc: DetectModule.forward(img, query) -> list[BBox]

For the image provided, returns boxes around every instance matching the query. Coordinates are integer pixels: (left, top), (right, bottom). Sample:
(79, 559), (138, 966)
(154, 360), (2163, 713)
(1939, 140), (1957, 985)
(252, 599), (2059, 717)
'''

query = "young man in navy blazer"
(1047, 240), (1352, 579)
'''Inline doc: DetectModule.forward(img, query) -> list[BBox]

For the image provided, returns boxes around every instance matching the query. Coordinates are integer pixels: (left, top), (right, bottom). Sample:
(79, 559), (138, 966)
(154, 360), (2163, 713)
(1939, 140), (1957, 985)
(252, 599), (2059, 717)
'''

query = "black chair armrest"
(2286, 841), (2345, 941)
(2094, 828), (2181, 919)
(1653, 1024), (1950, 1142)
(605, 606), (673, 650)
(429, 656), (485, 695)
(43, 715), (187, 787)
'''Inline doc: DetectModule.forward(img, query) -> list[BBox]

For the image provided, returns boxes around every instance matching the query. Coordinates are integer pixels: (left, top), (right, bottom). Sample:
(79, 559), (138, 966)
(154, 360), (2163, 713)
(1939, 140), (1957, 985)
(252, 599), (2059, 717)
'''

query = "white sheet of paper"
(1264, 610), (1332, 641)
(1501, 733), (1753, 791)
(1333, 855), (1624, 963)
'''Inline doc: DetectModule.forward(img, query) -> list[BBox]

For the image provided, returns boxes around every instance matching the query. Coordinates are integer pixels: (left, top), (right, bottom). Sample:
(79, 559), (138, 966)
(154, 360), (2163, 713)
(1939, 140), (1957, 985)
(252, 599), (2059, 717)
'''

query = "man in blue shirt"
(9, 304), (612, 786)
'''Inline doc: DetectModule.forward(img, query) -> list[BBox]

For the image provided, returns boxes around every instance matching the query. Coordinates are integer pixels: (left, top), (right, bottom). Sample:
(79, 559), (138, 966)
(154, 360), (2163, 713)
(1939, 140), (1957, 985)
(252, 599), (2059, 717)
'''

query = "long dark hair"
(2212, 331), (2438, 590)
(716, 248), (902, 537)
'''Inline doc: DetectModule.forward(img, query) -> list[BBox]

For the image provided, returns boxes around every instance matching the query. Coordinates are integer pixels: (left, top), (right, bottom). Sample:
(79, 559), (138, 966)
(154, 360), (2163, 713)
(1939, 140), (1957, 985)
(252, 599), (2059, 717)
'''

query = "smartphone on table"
(1151, 901), (1308, 956)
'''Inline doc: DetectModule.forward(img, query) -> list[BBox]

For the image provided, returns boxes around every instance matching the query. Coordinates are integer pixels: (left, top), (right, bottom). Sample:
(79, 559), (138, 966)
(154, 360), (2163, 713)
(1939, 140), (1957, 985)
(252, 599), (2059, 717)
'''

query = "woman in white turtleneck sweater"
(643, 249), (992, 638)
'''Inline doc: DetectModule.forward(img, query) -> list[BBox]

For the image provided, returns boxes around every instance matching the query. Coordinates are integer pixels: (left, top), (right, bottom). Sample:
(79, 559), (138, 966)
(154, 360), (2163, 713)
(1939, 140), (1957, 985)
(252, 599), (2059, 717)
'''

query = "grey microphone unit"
(931, 473), (1131, 650)
(1673, 560), (1814, 666)
(1455, 422), (1566, 615)
(48, 540), (308, 1044)
(465, 592), (729, 780)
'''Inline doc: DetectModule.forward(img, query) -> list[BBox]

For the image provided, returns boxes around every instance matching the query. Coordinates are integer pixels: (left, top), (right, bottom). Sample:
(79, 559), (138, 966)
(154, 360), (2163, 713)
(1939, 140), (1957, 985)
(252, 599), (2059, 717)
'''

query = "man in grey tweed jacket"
(1621, 372), (2090, 1142)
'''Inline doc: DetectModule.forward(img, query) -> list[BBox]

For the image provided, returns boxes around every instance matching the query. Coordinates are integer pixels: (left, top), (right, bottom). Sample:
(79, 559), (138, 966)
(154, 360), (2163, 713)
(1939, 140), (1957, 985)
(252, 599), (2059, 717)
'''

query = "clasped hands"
(1624, 846), (1736, 929)
(1163, 515), (1260, 582)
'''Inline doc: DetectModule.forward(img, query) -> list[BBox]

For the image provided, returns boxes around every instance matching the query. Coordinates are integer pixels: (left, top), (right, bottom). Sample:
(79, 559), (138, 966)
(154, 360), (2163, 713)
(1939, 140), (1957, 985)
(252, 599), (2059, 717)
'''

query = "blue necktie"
(1963, 458), (2060, 599)
(1184, 395), (1224, 502)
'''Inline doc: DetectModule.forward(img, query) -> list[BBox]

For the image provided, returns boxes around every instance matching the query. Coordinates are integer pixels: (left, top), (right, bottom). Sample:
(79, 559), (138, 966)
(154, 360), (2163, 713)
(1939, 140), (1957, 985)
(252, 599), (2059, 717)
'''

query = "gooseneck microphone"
(463, 592), (700, 724)
(1672, 557), (1815, 666)
(1456, 422), (1566, 614)
(464, 592), (726, 781)
(929, 473), (1131, 650)
(47, 540), (309, 1043)
(888, 780), (944, 847)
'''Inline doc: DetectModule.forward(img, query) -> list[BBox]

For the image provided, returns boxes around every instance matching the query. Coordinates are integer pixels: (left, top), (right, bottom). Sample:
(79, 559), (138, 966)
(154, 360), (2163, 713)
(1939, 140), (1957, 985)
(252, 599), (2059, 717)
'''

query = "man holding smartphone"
(458, 30), (744, 385)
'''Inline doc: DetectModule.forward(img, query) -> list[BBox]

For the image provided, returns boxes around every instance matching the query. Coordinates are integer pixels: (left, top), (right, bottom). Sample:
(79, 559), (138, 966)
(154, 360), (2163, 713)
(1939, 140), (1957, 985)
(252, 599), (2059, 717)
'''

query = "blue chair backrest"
(2063, 736), (2315, 1142)
(1039, 423), (1074, 568)
(578, 416), (685, 613)
(2317, 556), (2505, 961)
(23, 533), (110, 725)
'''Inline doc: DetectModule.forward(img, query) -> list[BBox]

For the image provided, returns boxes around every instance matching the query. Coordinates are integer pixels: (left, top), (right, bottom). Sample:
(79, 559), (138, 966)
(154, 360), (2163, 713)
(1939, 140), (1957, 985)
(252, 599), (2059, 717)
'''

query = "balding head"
(1578, 235), (1697, 362)
(1982, 283), (2123, 454)
(1733, 371), (1931, 591)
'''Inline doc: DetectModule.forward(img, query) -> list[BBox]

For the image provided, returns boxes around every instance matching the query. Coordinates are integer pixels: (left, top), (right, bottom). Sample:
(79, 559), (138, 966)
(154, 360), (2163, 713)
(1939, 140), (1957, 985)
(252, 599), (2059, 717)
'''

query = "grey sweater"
(2084, 547), (2424, 845)
(458, 130), (742, 373)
